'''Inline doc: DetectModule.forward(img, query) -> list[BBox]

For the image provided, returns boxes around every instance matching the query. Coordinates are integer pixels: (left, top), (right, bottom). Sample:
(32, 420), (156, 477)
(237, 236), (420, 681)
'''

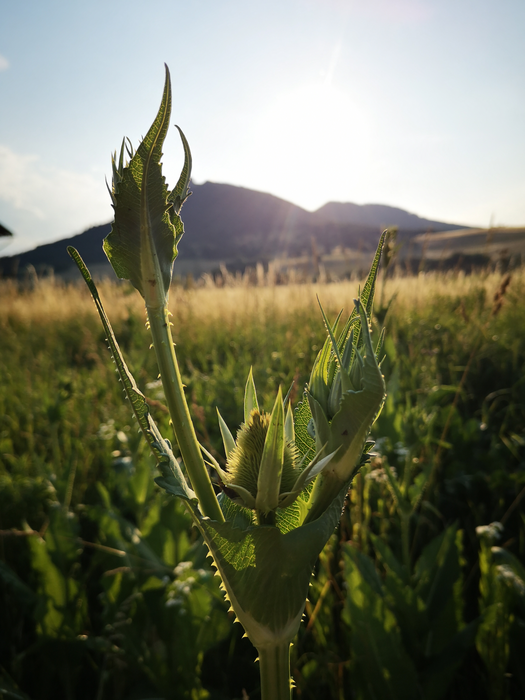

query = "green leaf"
(68, 248), (149, 437)
(491, 546), (525, 612)
(414, 524), (460, 621)
(370, 532), (408, 584)
(218, 492), (256, 530)
(342, 543), (418, 700)
(382, 459), (410, 516)
(284, 403), (294, 444)
(318, 303), (385, 489)
(199, 479), (350, 650)
(308, 325), (333, 413)
(317, 299), (352, 395)
(295, 232), (386, 467)
(307, 392), (331, 449)
(491, 546), (525, 588)
(420, 620), (479, 700)
(350, 229), (386, 343)
(344, 544), (384, 597)
(68, 247), (194, 501)
(25, 524), (71, 636)
(301, 300), (386, 524)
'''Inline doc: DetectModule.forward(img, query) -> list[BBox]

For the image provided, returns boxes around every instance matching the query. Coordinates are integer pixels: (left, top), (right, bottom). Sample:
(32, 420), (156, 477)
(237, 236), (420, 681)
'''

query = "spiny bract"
(226, 409), (300, 501)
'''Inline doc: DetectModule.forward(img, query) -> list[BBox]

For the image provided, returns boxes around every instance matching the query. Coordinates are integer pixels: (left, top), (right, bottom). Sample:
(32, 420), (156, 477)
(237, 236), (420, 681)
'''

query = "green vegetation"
(1, 264), (524, 699)
(1, 67), (524, 699)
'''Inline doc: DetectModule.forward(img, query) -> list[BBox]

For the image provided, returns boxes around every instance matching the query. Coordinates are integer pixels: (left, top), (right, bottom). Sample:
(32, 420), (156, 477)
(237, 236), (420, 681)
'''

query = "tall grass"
(3, 266), (522, 323)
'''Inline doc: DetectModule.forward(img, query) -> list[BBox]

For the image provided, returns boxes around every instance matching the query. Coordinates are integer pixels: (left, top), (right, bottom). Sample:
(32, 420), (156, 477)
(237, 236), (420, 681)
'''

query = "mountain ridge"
(0, 181), (467, 276)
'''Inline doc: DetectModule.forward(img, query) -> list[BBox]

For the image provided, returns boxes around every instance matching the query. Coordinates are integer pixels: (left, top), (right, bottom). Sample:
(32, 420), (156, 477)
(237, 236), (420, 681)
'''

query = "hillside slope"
(0, 182), (466, 276)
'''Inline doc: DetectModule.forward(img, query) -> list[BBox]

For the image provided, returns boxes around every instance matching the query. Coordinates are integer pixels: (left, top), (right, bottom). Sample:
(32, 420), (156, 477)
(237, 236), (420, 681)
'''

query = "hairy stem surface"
(147, 305), (224, 523)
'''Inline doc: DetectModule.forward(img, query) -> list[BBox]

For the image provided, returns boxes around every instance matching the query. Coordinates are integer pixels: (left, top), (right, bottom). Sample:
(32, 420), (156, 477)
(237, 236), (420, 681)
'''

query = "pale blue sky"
(0, 0), (524, 255)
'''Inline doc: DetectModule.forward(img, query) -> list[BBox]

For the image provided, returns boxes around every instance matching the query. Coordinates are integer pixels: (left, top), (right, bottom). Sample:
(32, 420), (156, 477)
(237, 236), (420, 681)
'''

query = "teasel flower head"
(202, 369), (337, 524)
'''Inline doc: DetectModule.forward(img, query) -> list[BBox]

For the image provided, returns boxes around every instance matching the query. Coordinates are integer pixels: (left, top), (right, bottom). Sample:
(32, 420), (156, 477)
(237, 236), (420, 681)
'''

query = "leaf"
(414, 524), (461, 621)
(344, 544), (384, 597)
(382, 459), (411, 517)
(352, 229), (386, 334)
(342, 543), (418, 700)
(307, 322), (334, 413)
(217, 492), (256, 530)
(325, 300), (386, 474)
(169, 125), (192, 214)
(25, 524), (71, 636)
(317, 299), (352, 395)
(370, 532), (408, 584)
(307, 392), (331, 450)
(198, 478), (350, 649)
(68, 247), (149, 436)
(491, 546), (525, 589)
(284, 403), (294, 444)
(68, 248), (194, 501)
(491, 546), (525, 612)
(420, 620), (480, 700)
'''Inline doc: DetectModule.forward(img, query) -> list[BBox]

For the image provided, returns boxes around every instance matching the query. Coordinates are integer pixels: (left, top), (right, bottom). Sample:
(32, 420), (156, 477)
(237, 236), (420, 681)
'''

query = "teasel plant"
(68, 65), (387, 699)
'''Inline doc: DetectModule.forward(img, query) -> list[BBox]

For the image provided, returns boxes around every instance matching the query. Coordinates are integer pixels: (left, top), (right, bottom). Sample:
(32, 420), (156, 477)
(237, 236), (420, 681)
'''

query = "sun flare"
(244, 82), (373, 210)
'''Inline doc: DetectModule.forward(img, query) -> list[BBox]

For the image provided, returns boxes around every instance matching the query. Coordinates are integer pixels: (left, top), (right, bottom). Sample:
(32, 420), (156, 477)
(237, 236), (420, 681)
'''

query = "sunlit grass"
(2, 266), (523, 327)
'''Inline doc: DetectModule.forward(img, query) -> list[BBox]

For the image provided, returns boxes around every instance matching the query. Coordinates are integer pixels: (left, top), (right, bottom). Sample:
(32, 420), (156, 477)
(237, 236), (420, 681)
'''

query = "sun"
(243, 82), (373, 210)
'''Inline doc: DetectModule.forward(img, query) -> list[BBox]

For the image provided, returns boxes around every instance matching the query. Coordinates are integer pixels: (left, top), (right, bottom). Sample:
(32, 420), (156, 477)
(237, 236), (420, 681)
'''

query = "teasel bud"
(103, 65), (192, 311)
(304, 298), (386, 523)
(203, 369), (337, 525)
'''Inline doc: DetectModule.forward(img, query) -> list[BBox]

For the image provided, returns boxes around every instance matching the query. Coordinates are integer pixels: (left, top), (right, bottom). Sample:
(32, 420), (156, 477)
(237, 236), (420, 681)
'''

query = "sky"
(0, 0), (524, 256)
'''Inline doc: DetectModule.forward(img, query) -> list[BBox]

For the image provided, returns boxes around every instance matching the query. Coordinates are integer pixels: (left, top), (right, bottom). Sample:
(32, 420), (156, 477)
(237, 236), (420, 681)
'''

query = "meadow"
(1, 267), (524, 699)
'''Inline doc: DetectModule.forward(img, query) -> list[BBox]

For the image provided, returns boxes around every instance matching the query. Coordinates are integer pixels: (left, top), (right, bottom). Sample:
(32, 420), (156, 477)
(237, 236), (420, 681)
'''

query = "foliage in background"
(1, 266), (524, 699)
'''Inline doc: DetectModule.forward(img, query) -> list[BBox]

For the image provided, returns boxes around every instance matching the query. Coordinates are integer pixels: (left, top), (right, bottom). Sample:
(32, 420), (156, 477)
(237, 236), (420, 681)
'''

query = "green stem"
(258, 642), (292, 700)
(147, 305), (224, 523)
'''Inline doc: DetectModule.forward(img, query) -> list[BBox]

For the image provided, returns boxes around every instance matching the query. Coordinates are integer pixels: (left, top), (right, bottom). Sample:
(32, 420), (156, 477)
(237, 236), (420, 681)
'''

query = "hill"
(408, 226), (525, 268)
(0, 181), (467, 278)
(313, 201), (460, 232)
